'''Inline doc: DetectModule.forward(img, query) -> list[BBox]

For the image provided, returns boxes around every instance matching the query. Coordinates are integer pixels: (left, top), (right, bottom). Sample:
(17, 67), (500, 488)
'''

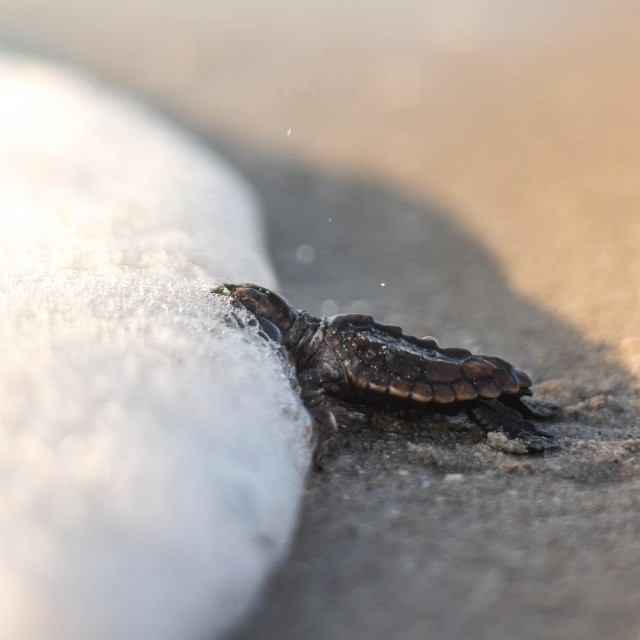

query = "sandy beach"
(1, 1), (639, 637)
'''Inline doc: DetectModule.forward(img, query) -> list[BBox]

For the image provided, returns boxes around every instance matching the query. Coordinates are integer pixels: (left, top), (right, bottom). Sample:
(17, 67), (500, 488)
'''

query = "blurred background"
(2, 2), (640, 639)
(1, 0), (638, 361)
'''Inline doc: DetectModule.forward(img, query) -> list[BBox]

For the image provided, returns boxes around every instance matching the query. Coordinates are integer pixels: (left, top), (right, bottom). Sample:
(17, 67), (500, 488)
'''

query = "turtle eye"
(212, 284), (231, 296)
(257, 317), (283, 343)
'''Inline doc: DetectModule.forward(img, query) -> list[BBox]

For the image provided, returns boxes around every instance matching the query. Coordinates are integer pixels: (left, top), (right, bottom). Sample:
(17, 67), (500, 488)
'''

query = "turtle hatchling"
(214, 283), (558, 465)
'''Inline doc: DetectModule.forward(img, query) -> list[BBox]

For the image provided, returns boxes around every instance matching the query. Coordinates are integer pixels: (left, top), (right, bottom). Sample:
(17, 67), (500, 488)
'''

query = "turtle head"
(213, 283), (299, 342)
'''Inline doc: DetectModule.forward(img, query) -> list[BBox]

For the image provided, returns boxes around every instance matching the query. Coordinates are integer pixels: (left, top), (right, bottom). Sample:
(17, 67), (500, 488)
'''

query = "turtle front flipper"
(467, 399), (557, 453)
(301, 387), (339, 470)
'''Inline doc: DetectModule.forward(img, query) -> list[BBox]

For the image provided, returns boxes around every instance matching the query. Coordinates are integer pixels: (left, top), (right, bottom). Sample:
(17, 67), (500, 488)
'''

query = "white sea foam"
(0, 53), (311, 640)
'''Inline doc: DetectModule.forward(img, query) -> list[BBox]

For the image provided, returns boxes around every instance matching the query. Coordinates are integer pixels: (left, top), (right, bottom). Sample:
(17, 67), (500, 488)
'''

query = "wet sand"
(1, 2), (639, 638)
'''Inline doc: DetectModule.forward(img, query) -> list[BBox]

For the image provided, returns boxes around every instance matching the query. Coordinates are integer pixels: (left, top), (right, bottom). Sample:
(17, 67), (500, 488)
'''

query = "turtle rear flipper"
(506, 396), (560, 420)
(467, 399), (557, 453)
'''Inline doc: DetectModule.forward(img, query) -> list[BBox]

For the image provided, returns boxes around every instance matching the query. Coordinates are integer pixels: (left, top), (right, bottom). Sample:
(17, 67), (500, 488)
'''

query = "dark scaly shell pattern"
(325, 314), (532, 406)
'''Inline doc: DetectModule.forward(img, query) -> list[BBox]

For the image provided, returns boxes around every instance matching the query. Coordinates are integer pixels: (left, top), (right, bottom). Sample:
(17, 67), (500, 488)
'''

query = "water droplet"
(321, 299), (339, 316)
(294, 244), (316, 265)
(286, 128), (292, 136)
(380, 282), (386, 287)
(349, 300), (369, 314)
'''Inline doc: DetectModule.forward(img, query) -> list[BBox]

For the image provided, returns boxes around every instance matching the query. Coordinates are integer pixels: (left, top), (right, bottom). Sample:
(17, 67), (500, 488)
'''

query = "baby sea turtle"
(214, 283), (558, 465)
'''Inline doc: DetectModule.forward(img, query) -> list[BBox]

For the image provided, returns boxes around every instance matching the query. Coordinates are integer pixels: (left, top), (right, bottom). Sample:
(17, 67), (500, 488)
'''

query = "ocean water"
(0, 54), (311, 640)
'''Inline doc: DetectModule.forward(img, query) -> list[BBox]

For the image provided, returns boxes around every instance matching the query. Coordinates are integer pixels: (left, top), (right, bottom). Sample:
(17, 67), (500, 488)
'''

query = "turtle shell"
(325, 314), (532, 405)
